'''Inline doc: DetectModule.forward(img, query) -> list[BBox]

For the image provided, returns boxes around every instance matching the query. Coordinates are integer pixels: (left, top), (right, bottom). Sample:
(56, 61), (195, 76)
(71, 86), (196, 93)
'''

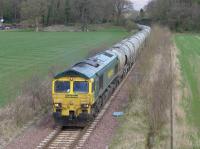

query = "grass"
(175, 34), (200, 127)
(0, 27), (129, 106)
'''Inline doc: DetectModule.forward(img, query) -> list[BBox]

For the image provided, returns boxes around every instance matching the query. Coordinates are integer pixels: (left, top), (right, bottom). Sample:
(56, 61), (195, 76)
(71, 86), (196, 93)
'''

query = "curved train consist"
(52, 25), (151, 126)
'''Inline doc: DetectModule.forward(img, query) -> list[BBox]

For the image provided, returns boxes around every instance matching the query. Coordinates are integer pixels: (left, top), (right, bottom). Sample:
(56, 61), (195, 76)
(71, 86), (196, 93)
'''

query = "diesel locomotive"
(52, 25), (151, 126)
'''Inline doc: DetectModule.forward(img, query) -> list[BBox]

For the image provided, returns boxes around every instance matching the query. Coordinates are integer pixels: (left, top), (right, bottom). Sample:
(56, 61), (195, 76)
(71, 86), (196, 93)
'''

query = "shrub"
(14, 75), (51, 125)
(124, 20), (138, 32)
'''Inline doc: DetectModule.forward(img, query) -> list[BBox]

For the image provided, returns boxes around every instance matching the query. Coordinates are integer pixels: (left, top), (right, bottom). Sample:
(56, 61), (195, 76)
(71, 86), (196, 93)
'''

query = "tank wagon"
(52, 25), (151, 126)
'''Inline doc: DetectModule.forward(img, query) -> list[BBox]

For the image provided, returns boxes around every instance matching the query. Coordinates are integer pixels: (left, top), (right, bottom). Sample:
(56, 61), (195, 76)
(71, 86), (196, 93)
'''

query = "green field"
(175, 34), (200, 127)
(0, 27), (129, 106)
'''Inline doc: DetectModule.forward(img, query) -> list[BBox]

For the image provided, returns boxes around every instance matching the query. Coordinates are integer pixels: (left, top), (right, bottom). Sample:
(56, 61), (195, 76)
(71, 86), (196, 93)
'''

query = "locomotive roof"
(54, 50), (117, 79)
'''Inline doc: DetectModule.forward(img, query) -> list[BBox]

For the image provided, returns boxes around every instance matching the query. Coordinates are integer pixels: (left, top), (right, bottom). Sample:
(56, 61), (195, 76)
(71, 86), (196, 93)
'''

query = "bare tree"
(146, 0), (200, 31)
(0, 0), (136, 30)
(70, 0), (92, 31)
(21, 0), (48, 31)
(11, 0), (21, 22)
(0, 0), (4, 18)
(113, 0), (133, 24)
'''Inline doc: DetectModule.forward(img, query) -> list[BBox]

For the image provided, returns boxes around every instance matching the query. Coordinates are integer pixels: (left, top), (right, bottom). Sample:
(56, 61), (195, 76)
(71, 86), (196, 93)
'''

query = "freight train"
(52, 25), (151, 126)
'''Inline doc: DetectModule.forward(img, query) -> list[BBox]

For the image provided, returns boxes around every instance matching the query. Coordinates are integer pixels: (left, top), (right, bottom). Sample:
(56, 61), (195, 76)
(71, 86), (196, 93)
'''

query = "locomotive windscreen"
(73, 81), (88, 93)
(55, 81), (70, 93)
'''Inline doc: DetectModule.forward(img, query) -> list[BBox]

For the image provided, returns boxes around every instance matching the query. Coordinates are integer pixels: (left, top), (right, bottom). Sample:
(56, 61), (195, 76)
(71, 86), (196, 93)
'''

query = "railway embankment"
(109, 25), (173, 149)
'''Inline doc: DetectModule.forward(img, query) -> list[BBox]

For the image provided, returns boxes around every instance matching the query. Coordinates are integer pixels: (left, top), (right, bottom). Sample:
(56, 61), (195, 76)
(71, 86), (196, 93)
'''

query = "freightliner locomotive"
(52, 25), (151, 126)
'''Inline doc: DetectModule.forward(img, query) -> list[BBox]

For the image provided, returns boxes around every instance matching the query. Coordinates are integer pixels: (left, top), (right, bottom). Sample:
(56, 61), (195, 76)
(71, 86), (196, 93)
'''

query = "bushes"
(124, 20), (138, 32)
(147, 0), (200, 32)
(0, 76), (51, 132)
(0, 75), (51, 146)
(14, 75), (51, 125)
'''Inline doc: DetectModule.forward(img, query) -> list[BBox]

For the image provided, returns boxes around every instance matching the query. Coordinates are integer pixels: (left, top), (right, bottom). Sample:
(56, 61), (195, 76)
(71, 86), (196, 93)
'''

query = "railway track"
(36, 63), (135, 149)
(47, 128), (82, 149)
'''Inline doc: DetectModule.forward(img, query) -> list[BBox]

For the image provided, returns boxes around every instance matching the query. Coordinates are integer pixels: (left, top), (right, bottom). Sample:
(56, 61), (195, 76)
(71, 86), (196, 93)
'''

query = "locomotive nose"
(69, 101), (74, 105)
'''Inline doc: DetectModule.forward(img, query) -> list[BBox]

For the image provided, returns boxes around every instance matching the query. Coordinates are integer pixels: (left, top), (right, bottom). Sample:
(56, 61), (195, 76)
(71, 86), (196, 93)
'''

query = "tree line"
(0, 0), (133, 31)
(146, 0), (200, 31)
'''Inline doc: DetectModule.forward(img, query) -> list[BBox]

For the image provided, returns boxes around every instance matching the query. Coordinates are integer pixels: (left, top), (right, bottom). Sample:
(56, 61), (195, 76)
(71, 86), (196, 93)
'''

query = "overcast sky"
(132, 0), (151, 11)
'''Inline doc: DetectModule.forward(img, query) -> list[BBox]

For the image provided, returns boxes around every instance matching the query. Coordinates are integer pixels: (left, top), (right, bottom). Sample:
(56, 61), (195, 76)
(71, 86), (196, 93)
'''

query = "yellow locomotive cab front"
(52, 76), (94, 122)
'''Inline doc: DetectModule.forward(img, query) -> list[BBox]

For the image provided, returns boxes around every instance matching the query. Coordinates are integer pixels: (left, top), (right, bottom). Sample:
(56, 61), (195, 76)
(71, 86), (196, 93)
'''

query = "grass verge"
(174, 34), (200, 148)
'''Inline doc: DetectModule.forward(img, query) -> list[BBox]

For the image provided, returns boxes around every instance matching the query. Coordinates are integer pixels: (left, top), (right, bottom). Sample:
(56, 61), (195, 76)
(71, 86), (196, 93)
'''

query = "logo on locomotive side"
(107, 69), (114, 78)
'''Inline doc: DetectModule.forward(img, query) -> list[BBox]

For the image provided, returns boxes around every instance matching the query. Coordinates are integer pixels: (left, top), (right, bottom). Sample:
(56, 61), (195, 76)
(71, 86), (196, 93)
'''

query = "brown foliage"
(0, 0), (134, 30)
(0, 75), (51, 127)
(15, 75), (51, 125)
(146, 26), (172, 148)
(128, 25), (172, 148)
(0, 75), (51, 146)
(124, 19), (137, 32)
(146, 0), (200, 31)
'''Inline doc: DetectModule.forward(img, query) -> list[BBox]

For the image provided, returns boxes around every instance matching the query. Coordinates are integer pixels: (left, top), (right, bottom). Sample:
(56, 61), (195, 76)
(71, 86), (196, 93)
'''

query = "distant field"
(0, 27), (129, 106)
(175, 34), (200, 127)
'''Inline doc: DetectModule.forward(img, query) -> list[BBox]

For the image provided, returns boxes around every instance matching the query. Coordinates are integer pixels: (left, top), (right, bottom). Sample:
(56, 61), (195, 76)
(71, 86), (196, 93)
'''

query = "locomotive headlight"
(81, 104), (89, 109)
(54, 103), (61, 108)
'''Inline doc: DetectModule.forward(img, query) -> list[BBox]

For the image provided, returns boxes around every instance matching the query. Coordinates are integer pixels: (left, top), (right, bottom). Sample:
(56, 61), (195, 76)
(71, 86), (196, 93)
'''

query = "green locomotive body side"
(93, 57), (118, 100)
